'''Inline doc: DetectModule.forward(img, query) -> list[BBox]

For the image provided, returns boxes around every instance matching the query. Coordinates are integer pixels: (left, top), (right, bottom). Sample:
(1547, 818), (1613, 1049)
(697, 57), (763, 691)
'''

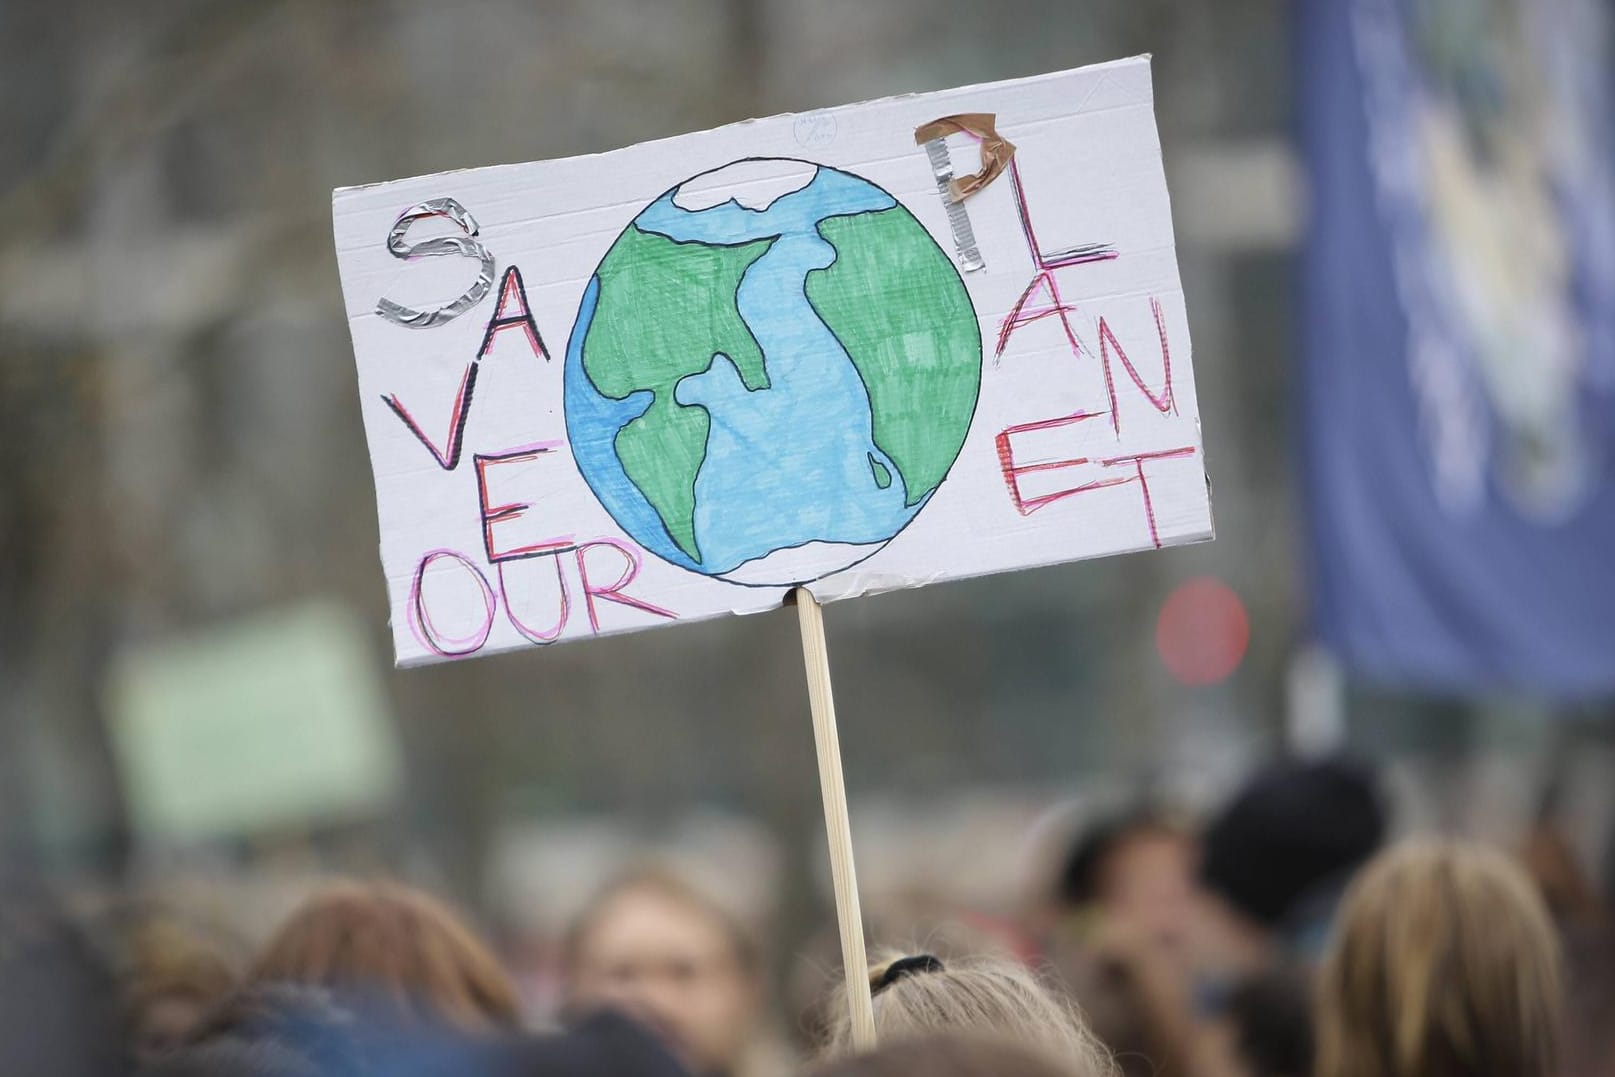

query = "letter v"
(382, 361), (478, 470)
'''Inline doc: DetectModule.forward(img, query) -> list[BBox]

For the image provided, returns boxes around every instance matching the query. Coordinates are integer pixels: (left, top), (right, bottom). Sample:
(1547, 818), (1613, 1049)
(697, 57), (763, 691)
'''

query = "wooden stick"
(794, 586), (877, 1050)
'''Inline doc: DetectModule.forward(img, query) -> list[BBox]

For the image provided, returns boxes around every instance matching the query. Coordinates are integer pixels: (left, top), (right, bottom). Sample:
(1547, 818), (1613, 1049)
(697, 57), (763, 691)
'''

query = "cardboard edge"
(329, 55), (1155, 199)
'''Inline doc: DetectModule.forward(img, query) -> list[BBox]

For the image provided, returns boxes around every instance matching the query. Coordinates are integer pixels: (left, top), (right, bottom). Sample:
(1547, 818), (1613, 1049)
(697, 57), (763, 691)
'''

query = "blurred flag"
(1298, 0), (1615, 696)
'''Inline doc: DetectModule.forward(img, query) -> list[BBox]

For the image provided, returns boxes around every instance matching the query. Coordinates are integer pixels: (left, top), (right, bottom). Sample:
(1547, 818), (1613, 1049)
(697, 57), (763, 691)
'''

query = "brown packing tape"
(912, 113), (1016, 202)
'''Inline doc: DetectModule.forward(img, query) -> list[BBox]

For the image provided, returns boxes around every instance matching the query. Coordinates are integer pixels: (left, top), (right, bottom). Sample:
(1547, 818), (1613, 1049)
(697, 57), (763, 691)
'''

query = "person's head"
(117, 915), (239, 1069)
(823, 952), (1114, 1077)
(808, 1030), (1098, 1077)
(1058, 809), (1195, 956)
(1222, 965), (1314, 1077)
(1316, 840), (1564, 1077)
(248, 880), (521, 1033)
(563, 867), (760, 1077)
(1520, 822), (1607, 928)
(1198, 757), (1384, 963)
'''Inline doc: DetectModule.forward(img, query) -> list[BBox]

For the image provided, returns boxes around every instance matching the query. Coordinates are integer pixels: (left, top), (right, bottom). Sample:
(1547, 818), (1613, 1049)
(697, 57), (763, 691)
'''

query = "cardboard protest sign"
(108, 603), (403, 841)
(333, 56), (1211, 666)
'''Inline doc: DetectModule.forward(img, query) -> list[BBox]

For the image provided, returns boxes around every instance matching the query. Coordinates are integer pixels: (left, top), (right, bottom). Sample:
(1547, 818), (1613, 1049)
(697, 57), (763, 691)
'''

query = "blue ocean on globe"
(564, 160), (979, 586)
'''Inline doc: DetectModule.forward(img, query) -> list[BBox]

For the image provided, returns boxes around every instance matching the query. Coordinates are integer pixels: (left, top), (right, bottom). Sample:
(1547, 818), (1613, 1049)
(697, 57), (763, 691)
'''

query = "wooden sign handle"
(793, 587), (877, 1050)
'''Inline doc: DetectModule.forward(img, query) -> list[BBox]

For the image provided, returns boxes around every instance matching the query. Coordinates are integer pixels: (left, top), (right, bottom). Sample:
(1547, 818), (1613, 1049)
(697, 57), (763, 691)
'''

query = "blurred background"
(2, 0), (1612, 1065)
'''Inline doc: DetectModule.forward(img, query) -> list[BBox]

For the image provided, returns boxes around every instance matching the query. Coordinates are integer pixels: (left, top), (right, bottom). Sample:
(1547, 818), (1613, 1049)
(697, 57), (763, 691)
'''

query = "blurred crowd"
(3, 755), (1610, 1077)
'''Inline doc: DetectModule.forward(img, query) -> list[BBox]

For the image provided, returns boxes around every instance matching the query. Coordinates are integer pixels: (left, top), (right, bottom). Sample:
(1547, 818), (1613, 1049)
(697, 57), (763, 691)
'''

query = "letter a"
(478, 265), (548, 360)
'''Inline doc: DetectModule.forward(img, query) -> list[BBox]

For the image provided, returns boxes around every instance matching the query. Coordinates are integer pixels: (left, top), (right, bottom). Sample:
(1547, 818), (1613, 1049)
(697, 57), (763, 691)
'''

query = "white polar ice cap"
(673, 159), (819, 212)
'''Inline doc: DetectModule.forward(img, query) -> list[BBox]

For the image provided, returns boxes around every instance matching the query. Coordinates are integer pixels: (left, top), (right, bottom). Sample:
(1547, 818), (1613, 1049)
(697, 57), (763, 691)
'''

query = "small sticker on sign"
(794, 111), (837, 150)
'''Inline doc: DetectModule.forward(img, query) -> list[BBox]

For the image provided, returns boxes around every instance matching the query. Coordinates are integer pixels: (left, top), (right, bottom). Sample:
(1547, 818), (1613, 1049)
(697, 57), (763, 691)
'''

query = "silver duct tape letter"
(375, 197), (497, 329)
(921, 138), (985, 273)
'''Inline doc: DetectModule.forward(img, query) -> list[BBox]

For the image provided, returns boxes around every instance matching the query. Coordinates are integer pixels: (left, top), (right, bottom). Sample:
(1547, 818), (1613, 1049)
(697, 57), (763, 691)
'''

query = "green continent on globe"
(580, 224), (777, 563)
(806, 207), (979, 507)
(868, 453), (892, 489)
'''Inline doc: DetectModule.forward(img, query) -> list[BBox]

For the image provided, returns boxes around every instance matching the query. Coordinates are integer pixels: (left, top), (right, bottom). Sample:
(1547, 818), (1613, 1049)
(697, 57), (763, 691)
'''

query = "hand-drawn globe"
(564, 158), (981, 586)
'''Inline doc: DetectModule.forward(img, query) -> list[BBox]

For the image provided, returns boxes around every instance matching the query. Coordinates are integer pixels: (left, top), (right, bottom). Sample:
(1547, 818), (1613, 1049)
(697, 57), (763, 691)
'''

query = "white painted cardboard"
(333, 56), (1212, 666)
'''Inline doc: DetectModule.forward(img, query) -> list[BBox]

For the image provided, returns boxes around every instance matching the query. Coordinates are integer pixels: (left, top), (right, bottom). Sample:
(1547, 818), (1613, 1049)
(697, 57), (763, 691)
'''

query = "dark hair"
(1057, 808), (1181, 907)
(1226, 966), (1314, 1077)
(492, 1010), (692, 1077)
(1200, 758), (1384, 928)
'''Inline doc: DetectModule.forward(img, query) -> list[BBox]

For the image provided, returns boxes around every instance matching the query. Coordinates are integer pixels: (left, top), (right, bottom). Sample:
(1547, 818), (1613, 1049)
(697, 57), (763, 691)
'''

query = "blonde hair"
(810, 1031), (1097, 1077)
(824, 951), (1115, 1077)
(1316, 840), (1564, 1077)
(250, 880), (521, 1032)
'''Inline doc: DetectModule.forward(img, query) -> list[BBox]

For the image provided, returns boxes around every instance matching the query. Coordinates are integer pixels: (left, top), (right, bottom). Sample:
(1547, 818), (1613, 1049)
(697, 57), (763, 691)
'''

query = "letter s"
(375, 197), (496, 329)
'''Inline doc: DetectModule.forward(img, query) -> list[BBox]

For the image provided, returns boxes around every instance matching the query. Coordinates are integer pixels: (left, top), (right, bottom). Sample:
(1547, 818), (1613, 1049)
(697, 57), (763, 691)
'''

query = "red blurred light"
(1155, 576), (1249, 686)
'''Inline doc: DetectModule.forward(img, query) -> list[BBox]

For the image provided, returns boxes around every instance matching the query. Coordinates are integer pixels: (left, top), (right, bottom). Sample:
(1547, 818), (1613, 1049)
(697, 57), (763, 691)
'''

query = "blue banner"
(1299, 0), (1615, 696)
